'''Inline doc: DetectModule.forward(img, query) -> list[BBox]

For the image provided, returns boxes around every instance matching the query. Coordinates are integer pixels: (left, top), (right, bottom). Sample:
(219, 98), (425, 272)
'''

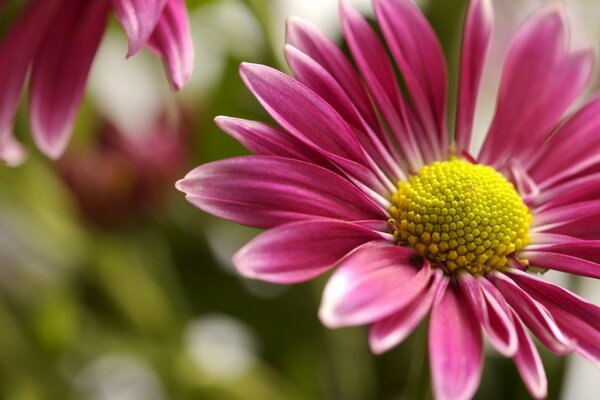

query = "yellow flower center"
(390, 159), (532, 275)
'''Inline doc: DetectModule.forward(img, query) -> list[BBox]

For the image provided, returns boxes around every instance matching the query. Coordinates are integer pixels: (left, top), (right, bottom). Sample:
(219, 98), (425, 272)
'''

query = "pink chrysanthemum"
(0, 0), (193, 164)
(177, 0), (600, 398)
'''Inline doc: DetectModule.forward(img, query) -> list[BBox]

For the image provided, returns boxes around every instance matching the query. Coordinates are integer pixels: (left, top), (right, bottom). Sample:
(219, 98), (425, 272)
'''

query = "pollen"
(390, 159), (532, 275)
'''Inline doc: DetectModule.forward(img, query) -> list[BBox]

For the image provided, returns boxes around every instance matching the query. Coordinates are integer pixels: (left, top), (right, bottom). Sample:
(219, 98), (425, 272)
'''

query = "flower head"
(60, 111), (189, 228)
(177, 0), (600, 398)
(0, 0), (193, 165)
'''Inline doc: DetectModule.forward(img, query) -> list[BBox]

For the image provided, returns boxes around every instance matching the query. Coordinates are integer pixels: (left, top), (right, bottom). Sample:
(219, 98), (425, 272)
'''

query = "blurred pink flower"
(60, 111), (190, 228)
(178, 0), (600, 399)
(0, 0), (193, 165)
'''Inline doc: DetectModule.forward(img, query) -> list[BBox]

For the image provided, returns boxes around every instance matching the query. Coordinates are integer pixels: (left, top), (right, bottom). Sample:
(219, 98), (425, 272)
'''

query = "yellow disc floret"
(390, 159), (532, 275)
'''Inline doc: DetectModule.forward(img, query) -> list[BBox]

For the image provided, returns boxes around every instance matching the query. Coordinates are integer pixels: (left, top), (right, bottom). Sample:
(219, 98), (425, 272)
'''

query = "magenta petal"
(233, 220), (385, 284)
(455, 0), (493, 153)
(369, 268), (446, 354)
(148, 0), (193, 91)
(285, 16), (388, 146)
(533, 200), (600, 230)
(519, 250), (600, 279)
(508, 268), (600, 365)
(0, 134), (27, 166)
(375, 0), (448, 157)
(459, 273), (517, 357)
(479, 6), (591, 167)
(239, 62), (366, 164)
(110, 0), (166, 56)
(239, 62), (387, 193)
(284, 44), (402, 182)
(214, 116), (327, 166)
(534, 172), (600, 209)
(175, 156), (386, 228)
(511, 310), (548, 399)
(429, 284), (483, 400)
(29, 0), (109, 159)
(0, 0), (62, 160)
(530, 96), (600, 187)
(525, 240), (600, 264)
(319, 244), (431, 328)
(492, 272), (574, 354)
(339, 0), (423, 168)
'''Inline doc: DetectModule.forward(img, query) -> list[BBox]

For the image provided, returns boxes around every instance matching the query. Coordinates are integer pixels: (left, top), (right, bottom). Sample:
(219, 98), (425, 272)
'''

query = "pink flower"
(0, 0), (193, 164)
(60, 111), (190, 228)
(177, 0), (600, 399)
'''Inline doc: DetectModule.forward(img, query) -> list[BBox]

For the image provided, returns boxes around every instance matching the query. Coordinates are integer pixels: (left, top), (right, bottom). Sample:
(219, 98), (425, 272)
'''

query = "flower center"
(390, 159), (532, 275)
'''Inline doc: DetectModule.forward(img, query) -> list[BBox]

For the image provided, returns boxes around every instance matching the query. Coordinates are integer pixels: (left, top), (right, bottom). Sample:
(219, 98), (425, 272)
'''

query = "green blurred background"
(0, 0), (599, 399)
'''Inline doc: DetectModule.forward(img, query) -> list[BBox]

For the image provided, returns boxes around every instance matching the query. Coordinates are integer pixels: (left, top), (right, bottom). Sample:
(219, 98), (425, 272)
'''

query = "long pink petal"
(455, 0), (493, 154)
(511, 310), (548, 400)
(233, 221), (386, 284)
(148, 0), (193, 91)
(319, 245), (430, 328)
(459, 273), (518, 356)
(492, 272), (574, 354)
(530, 95), (600, 187)
(524, 240), (600, 264)
(534, 171), (600, 210)
(285, 17), (388, 147)
(369, 268), (446, 354)
(479, 6), (591, 167)
(214, 116), (328, 166)
(29, 0), (109, 159)
(239, 62), (388, 194)
(508, 268), (600, 365)
(533, 200), (600, 231)
(375, 0), (448, 158)
(175, 156), (386, 228)
(110, 0), (166, 56)
(339, 0), (423, 169)
(429, 283), (483, 400)
(284, 44), (403, 182)
(0, 0), (63, 163)
(538, 214), (600, 241)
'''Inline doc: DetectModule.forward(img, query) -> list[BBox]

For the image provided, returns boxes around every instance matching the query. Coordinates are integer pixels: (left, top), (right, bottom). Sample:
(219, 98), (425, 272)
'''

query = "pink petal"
(540, 214), (600, 241)
(534, 171), (600, 209)
(524, 240), (600, 264)
(148, 0), (193, 91)
(110, 0), (166, 56)
(319, 244), (431, 328)
(369, 268), (446, 354)
(479, 6), (591, 167)
(0, 0), (63, 162)
(239, 62), (388, 194)
(233, 220), (386, 284)
(517, 49), (594, 166)
(175, 156), (386, 229)
(530, 95), (600, 188)
(508, 268), (600, 365)
(0, 134), (27, 166)
(458, 273), (518, 356)
(29, 0), (109, 159)
(492, 272), (574, 354)
(529, 232), (583, 246)
(338, 0), (423, 169)
(455, 0), (493, 154)
(214, 116), (327, 166)
(429, 283), (483, 400)
(511, 310), (548, 400)
(284, 44), (403, 182)
(533, 200), (600, 231)
(285, 17), (387, 147)
(375, 0), (448, 158)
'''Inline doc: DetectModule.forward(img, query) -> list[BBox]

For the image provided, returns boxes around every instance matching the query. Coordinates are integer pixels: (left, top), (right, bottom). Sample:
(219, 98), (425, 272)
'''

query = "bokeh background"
(0, 0), (599, 399)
